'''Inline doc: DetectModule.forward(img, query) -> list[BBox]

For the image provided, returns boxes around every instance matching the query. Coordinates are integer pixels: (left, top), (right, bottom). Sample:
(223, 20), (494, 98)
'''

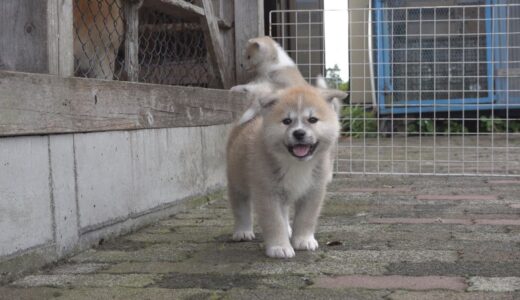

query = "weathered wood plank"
(143, 0), (203, 20)
(199, 0), (232, 89)
(0, 71), (249, 136)
(234, 0), (264, 84)
(124, 0), (143, 82)
(218, 0), (236, 85)
(142, 0), (231, 29)
(48, 0), (74, 76)
(0, 1), (49, 73)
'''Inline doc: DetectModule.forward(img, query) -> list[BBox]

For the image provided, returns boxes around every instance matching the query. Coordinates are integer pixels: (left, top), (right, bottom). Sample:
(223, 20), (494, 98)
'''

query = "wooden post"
(215, 0), (235, 87)
(234, 0), (264, 84)
(48, 0), (74, 77)
(0, 0), (74, 75)
(124, 0), (143, 82)
(198, 0), (232, 89)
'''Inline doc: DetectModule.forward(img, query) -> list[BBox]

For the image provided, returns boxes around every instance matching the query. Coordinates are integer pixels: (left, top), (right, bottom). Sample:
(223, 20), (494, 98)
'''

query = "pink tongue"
(293, 145), (310, 157)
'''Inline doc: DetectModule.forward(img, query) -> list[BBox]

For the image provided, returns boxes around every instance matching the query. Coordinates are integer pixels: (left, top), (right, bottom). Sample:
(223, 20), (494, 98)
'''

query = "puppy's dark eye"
(282, 118), (292, 125)
(308, 117), (319, 124)
(247, 55), (251, 60)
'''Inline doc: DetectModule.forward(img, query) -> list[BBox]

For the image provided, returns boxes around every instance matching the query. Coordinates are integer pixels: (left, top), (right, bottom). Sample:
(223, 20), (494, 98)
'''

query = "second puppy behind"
(231, 36), (307, 124)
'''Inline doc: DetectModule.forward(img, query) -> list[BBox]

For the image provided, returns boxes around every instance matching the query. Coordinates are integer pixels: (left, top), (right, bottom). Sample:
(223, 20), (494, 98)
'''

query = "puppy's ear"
(314, 75), (348, 102)
(247, 39), (261, 50)
(319, 89), (348, 102)
(317, 88), (348, 115)
(237, 95), (278, 125)
(314, 75), (347, 115)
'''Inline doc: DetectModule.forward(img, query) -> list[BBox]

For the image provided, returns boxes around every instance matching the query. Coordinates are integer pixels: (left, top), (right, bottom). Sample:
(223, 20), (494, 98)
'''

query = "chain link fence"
(138, 8), (209, 86)
(73, 0), (210, 86)
(73, 0), (125, 80)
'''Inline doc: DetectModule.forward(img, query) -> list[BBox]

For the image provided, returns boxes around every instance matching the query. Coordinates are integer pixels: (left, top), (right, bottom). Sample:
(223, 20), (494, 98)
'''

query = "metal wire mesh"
(138, 8), (209, 87)
(73, 0), (209, 86)
(270, 3), (520, 177)
(73, 0), (125, 80)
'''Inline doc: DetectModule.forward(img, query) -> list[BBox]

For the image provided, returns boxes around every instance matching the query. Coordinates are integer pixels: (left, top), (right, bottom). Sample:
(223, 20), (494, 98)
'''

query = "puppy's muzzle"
(293, 129), (306, 141)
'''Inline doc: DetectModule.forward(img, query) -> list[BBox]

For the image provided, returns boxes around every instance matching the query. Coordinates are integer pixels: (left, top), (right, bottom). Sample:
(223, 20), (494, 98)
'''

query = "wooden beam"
(142, 0), (232, 29)
(216, 0), (236, 85)
(143, 0), (202, 20)
(124, 0), (143, 82)
(48, 0), (74, 77)
(0, 71), (249, 137)
(198, 0), (232, 89)
(0, 1), (50, 74)
(234, 0), (264, 84)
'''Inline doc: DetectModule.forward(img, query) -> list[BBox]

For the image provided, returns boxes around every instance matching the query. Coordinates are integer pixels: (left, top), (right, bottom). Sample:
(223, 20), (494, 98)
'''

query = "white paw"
(230, 85), (249, 93)
(265, 245), (295, 258)
(292, 235), (319, 251)
(232, 230), (255, 241)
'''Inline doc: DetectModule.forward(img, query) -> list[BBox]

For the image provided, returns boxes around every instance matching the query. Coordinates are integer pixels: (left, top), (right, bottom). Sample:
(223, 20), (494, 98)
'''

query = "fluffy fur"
(231, 36), (308, 124)
(226, 85), (346, 258)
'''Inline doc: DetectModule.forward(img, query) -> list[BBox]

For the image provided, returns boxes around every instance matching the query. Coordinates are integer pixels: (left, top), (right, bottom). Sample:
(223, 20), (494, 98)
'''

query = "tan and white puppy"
(226, 85), (346, 258)
(231, 36), (307, 124)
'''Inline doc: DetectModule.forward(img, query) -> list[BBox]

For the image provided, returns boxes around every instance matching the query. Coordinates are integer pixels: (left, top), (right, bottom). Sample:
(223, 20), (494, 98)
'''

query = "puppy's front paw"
(230, 85), (249, 93)
(266, 245), (295, 258)
(232, 230), (255, 241)
(292, 235), (319, 251)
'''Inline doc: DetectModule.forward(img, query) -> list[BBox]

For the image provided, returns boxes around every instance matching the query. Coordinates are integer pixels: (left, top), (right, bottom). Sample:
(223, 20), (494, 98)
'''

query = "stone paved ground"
(1, 175), (520, 299)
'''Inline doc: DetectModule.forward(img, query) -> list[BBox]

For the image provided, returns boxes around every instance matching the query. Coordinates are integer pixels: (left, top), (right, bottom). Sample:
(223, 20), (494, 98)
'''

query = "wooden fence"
(0, 0), (264, 136)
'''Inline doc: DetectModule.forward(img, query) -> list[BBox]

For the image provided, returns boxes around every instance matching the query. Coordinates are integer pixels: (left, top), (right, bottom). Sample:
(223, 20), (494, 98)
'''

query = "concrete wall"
(0, 124), (230, 282)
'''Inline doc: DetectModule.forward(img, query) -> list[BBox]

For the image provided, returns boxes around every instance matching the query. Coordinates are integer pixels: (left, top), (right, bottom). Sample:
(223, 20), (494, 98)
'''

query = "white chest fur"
(279, 161), (315, 201)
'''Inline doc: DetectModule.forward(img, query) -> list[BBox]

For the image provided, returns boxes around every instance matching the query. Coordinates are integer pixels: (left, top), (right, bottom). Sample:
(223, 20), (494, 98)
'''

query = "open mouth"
(287, 142), (319, 159)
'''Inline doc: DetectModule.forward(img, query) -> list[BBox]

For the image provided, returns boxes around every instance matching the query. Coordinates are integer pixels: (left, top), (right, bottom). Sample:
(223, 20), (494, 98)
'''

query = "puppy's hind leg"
(228, 188), (255, 241)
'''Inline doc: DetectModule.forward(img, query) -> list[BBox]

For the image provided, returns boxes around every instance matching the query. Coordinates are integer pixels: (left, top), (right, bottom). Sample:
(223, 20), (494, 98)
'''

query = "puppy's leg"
(228, 187), (255, 241)
(324, 150), (335, 184)
(230, 81), (274, 95)
(291, 185), (326, 251)
(281, 204), (292, 238)
(255, 196), (294, 258)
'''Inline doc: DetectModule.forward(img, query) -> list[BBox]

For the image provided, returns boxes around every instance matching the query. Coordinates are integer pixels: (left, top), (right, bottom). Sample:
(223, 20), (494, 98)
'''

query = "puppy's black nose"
(293, 129), (306, 140)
